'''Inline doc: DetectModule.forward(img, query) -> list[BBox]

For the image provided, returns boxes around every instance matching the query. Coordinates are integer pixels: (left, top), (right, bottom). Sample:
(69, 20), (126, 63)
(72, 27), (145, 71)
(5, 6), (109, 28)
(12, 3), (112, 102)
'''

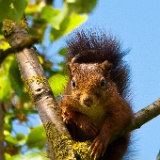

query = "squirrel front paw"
(75, 114), (99, 137)
(90, 134), (109, 159)
(62, 110), (99, 137)
(61, 110), (73, 124)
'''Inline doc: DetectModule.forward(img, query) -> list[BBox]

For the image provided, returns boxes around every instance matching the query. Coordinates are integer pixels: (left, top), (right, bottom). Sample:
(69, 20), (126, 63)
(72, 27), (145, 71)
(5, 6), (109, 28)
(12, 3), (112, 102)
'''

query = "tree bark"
(129, 100), (160, 131)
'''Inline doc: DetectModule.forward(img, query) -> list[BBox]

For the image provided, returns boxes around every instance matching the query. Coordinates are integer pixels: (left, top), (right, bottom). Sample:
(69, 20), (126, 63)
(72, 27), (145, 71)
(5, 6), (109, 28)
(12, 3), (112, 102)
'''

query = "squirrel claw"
(90, 135), (109, 159)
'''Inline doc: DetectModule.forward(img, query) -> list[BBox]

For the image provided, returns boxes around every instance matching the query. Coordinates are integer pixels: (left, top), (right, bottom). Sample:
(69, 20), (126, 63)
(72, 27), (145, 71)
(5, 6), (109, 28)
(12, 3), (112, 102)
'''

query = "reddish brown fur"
(59, 30), (133, 160)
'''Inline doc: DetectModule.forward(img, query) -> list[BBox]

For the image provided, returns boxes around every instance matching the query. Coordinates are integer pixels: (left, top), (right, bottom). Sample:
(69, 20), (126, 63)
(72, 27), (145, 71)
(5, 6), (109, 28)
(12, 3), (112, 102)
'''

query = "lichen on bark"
(44, 121), (94, 160)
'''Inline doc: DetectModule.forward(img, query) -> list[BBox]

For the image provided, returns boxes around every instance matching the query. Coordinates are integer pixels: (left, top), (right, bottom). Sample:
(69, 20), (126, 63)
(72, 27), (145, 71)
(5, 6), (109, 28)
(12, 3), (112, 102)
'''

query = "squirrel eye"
(71, 80), (76, 88)
(100, 79), (106, 87)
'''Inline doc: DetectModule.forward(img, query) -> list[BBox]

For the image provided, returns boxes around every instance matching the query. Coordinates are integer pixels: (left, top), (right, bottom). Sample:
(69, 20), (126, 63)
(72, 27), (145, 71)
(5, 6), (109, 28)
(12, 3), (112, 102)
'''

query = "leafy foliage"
(26, 125), (46, 150)
(0, 0), (26, 23)
(0, 0), (97, 159)
(66, 0), (97, 14)
(49, 74), (68, 96)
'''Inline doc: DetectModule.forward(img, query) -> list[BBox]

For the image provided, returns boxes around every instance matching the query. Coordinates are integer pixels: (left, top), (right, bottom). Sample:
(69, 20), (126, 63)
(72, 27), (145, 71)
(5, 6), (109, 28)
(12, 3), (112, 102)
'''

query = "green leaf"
(25, 3), (39, 15)
(0, 69), (12, 101)
(16, 133), (27, 145)
(4, 116), (12, 132)
(50, 13), (87, 41)
(26, 125), (46, 150)
(7, 152), (48, 160)
(49, 74), (67, 96)
(67, 0), (97, 14)
(8, 58), (24, 96)
(0, 54), (24, 99)
(0, 0), (27, 23)
(5, 136), (18, 145)
(40, 6), (66, 30)
(5, 153), (12, 159)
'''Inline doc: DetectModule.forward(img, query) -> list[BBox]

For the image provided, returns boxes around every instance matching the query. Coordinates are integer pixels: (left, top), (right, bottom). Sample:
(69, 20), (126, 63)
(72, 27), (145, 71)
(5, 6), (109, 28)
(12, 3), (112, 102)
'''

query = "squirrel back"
(66, 30), (130, 100)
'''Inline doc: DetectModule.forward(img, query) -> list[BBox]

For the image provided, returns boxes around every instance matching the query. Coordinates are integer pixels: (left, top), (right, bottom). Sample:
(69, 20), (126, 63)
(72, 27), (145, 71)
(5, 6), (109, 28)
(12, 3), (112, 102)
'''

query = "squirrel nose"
(83, 97), (93, 107)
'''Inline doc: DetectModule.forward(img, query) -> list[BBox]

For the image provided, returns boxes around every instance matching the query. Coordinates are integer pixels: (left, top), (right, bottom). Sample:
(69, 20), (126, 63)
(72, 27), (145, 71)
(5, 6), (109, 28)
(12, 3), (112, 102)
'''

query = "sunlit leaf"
(8, 58), (24, 96)
(49, 74), (67, 96)
(26, 125), (46, 150)
(5, 153), (12, 159)
(1, 54), (14, 74)
(25, 3), (39, 15)
(67, 0), (97, 14)
(40, 6), (66, 30)
(50, 13), (87, 41)
(0, 36), (10, 50)
(0, 70), (12, 101)
(0, 55), (24, 98)
(16, 134), (27, 145)
(5, 136), (18, 145)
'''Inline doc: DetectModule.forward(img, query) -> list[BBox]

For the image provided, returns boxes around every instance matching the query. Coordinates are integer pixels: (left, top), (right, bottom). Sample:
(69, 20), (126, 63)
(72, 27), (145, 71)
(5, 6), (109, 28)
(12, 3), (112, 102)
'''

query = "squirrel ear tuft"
(100, 60), (112, 72)
(66, 62), (72, 76)
(66, 62), (78, 76)
(100, 60), (112, 77)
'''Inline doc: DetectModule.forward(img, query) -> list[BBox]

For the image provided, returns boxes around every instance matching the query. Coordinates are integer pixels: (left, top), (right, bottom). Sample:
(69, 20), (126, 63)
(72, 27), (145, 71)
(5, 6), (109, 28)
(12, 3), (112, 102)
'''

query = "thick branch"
(2, 18), (75, 159)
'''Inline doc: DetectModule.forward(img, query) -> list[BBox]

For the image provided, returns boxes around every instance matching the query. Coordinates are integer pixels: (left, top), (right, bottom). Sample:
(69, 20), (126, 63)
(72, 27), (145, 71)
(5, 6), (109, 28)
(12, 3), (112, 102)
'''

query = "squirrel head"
(66, 30), (130, 99)
(66, 60), (114, 108)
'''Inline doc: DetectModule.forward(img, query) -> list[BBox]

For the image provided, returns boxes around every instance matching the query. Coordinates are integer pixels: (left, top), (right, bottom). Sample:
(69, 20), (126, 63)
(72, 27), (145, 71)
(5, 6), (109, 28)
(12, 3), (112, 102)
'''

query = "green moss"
(19, 17), (28, 30)
(2, 19), (15, 35)
(3, 17), (28, 35)
(44, 121), (94, 160)
(45, 121), (76, 160)
(24, 76), (47, 85)
(73, 141), (93, 160)
(22, 76), (48, 102)
(24, 76), (47, 89)
(142, 108), (150, 112)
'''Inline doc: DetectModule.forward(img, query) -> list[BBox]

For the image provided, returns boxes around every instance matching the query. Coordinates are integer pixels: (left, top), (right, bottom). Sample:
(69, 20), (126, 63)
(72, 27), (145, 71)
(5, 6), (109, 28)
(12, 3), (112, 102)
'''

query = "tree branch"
(129, 99), (160, 132)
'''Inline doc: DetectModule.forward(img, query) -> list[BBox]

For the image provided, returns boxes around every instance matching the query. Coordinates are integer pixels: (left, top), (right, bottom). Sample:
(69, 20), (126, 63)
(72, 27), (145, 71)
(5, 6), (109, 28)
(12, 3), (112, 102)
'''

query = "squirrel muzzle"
(80, 94), (93, 107)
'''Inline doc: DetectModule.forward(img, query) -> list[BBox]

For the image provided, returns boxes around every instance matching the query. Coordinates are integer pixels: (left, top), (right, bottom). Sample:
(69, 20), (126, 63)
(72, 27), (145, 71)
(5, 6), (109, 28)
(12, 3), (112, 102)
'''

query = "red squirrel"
(59, 30), (133, 160)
